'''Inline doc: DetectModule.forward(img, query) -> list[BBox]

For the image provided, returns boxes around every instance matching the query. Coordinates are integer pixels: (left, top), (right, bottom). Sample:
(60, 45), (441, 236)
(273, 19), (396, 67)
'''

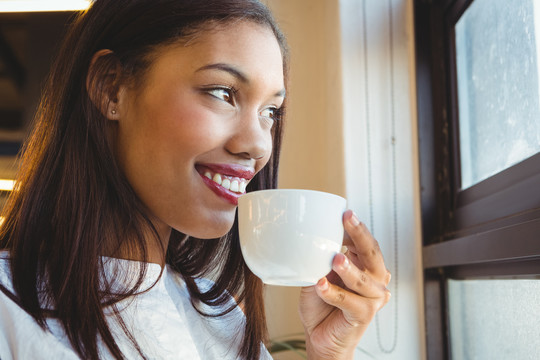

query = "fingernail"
(333, 253), (349, 272)
(341, 255), (350, 270)
(318, 278), (328, 291)
(349, 211), (360, 226)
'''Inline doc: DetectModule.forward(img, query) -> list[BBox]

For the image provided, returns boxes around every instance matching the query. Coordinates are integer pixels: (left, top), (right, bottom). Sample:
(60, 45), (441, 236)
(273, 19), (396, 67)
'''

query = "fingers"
(315, 274), (391, 326)
(342, 210), (390, 284)
(307, 211), (392, 335)
(332, 253), (385, 298)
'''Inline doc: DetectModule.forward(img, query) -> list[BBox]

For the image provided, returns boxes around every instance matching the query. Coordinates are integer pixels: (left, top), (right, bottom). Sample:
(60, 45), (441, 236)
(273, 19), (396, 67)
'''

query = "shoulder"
(166, 270), (272, 359)
(0, 251), (79, 360)
(167, 269), (240, 315)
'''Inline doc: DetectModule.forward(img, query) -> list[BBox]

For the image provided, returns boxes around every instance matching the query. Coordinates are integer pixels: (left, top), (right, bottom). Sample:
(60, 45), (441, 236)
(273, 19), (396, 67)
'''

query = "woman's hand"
(298, 210), (391, 359)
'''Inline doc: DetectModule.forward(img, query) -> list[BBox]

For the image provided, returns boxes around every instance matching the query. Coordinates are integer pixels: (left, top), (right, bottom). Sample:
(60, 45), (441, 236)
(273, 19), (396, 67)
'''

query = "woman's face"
(114, 21), (285, 239)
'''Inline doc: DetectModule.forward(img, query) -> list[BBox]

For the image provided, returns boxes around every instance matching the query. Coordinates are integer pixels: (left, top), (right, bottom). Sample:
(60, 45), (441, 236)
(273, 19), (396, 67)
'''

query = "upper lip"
(195, 163), (256, 180)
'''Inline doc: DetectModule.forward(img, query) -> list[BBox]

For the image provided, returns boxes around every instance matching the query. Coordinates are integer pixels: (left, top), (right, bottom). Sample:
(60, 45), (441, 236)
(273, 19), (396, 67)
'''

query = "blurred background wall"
(264, 1), (425, 359)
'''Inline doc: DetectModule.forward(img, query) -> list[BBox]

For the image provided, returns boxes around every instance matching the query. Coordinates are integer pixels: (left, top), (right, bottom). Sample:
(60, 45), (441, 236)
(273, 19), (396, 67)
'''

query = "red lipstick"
(196, 163), (255, 206)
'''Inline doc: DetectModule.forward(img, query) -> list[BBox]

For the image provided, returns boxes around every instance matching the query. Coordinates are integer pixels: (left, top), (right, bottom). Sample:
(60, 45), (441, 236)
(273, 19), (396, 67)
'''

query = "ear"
(86, 49), (125, 120)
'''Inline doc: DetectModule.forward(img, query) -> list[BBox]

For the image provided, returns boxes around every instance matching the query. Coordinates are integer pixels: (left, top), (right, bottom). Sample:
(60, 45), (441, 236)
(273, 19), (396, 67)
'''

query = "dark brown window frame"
(414, 0), (540, 358)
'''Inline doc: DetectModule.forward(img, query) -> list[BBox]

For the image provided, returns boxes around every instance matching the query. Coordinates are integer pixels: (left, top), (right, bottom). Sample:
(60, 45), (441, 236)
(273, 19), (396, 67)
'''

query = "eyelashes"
(205, 86), (238, 105)
(260, 106), (284, 122)
(202, 85), (283, 123)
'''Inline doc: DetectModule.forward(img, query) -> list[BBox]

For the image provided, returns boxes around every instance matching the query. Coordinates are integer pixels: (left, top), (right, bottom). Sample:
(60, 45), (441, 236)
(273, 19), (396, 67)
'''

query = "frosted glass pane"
(456, 0), (540, 189)
(448, 279), (540, 360)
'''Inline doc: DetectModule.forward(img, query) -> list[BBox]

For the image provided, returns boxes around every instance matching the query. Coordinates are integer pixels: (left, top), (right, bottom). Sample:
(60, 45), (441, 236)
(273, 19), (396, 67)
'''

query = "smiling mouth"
(195, 164), (255, 205)
(202, 170), (248, 194)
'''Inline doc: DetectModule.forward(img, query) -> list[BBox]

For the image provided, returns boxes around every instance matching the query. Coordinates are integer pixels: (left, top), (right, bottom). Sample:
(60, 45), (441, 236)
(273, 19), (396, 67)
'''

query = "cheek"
(149, 94), (223, 152)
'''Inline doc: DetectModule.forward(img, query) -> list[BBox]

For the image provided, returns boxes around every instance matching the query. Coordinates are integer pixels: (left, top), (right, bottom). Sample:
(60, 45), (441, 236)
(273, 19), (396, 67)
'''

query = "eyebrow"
(196, 63), (286, 98)
(197, 63), (248, 83)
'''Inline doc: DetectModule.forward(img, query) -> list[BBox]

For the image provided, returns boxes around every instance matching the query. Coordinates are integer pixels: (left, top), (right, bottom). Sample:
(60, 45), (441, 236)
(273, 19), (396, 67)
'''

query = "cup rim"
(239, 188), (346, 202)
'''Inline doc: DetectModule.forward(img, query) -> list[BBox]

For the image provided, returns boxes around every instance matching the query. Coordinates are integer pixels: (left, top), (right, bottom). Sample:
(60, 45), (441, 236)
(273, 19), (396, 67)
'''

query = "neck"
(102, 219), (172, 268)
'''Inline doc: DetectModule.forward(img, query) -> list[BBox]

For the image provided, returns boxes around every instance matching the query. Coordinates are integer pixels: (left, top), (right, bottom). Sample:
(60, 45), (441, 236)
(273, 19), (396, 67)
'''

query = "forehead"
(146, 21), (285, 87)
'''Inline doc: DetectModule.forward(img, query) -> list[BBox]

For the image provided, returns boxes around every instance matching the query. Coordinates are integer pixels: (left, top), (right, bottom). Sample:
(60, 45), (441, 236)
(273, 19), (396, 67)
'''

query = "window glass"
(456, 0), (540, 189)
(448, 279), (540, 359)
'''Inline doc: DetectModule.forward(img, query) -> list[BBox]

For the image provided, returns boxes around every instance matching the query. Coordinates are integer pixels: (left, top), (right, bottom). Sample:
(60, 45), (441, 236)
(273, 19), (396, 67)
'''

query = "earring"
(111, 109), (117, 115)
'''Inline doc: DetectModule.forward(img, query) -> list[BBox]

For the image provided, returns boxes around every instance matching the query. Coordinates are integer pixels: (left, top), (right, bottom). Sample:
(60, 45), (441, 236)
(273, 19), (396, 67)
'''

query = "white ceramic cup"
(238, 189), (347, 286)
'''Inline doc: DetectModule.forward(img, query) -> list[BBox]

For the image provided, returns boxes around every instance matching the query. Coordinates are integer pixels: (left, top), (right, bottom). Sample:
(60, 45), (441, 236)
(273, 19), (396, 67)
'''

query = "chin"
(177, 214), (236, 239)
(192, 227), (233, 239)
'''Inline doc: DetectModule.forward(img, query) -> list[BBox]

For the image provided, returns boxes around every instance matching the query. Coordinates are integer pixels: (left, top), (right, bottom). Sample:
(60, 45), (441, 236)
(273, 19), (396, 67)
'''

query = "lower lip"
(199, 173), (242, 206)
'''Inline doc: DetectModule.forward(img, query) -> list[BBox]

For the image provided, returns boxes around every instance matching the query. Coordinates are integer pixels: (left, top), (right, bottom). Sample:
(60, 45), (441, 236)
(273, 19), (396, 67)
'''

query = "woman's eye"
(206, 88), (235, 104)
(260, 107), (280, 121)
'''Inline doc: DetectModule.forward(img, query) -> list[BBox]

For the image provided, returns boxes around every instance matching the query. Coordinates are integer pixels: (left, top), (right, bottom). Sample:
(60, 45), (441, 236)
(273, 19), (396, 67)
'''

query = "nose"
(225, 109), (272, 160)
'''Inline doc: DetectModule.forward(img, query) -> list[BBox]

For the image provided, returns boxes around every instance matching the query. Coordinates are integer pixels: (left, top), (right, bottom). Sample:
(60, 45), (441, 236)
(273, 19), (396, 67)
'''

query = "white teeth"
(205, 170), (248, 194)
(230, 180), (239, 192)
(221, 178), (231, 190)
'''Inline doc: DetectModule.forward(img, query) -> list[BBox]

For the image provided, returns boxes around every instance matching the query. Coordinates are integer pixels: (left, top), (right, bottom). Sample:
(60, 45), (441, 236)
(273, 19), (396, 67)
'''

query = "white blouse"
(0, 253), (271, 359)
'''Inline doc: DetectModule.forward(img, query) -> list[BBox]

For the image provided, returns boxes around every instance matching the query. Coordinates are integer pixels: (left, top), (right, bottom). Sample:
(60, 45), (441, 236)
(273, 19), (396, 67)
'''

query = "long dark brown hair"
(0, 0), (288, 359)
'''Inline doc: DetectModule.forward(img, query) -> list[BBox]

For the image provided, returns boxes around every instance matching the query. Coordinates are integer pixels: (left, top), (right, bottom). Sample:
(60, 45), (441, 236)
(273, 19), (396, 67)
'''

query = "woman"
(0, 0), (391, 359)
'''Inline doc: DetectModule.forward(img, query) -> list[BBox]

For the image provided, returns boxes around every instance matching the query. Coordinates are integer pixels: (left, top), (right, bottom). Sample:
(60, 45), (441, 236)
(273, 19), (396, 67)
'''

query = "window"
(455, 0), (540, 189)
(414, 0), (540, 358)
(447, 279), (540, 360)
